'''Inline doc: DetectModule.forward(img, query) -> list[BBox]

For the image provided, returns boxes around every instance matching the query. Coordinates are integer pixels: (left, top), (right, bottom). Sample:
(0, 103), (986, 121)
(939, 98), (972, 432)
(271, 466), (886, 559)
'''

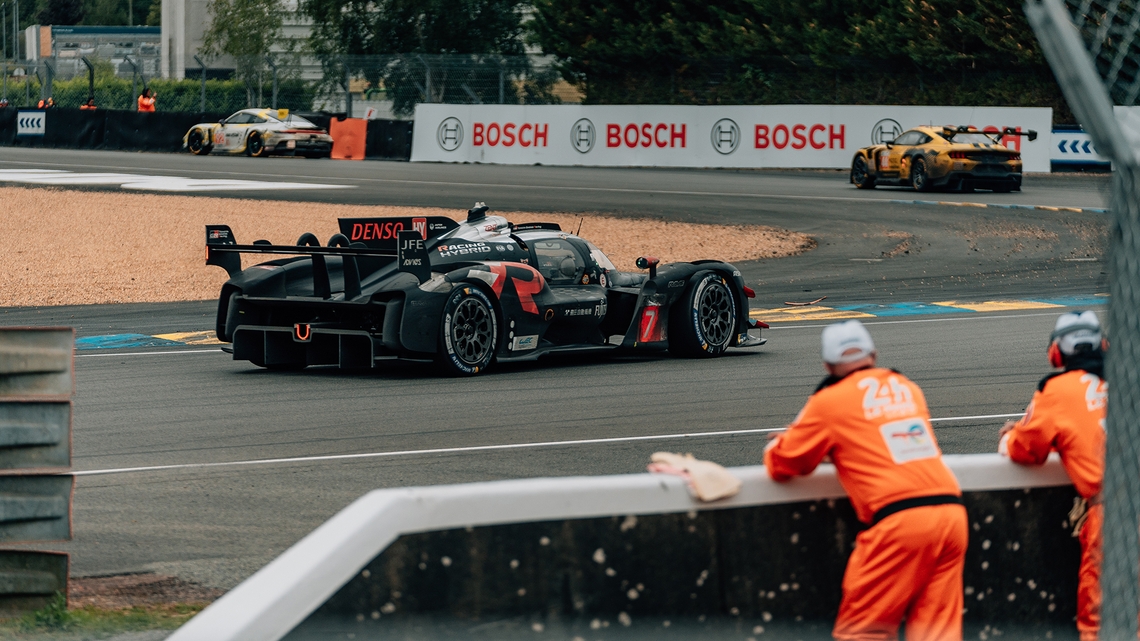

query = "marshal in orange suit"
(765, 320), (967, 641)
(1001, 310), (1106, 641)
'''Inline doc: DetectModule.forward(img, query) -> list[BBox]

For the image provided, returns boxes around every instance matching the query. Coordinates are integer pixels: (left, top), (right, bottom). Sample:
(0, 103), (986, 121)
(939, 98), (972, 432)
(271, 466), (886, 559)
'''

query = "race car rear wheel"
(669, 271), (736, 358)
(910, 157), (932, 192)
(438, 286), (499, 376)
(188, 130), (212, 155)
(851, 155), (876, 189)
(247, 132), (267, 157)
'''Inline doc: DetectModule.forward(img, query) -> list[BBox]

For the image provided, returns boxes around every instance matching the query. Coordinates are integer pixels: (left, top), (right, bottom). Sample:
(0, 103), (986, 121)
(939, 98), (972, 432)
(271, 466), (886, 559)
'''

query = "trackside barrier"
(168, 453), (1080, 641)
(0, 108), (414, 158)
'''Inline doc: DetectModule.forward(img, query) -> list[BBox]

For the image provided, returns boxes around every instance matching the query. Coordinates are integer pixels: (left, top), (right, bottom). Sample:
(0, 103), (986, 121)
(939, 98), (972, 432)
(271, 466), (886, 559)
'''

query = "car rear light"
(1009, 154), (1021, 161)
(949, 151), (968, 159)
(742, 285), (756, 298)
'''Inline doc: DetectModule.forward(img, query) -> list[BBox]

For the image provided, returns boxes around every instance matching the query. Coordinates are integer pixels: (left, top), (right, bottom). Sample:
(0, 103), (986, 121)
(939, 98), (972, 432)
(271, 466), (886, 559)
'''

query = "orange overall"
(1003, 368), (1106, 641)
(765, 367), (966, 641)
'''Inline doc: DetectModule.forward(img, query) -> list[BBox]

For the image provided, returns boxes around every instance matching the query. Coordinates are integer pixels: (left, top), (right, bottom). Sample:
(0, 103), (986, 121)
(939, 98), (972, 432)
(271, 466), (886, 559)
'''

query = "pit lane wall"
(168, 453), (1081, 641)
(411, 104), (1054, 172)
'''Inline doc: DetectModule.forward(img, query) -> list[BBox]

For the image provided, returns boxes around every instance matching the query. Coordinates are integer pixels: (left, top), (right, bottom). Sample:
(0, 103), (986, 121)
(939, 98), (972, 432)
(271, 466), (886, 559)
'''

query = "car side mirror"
(636, 256), (659, 278)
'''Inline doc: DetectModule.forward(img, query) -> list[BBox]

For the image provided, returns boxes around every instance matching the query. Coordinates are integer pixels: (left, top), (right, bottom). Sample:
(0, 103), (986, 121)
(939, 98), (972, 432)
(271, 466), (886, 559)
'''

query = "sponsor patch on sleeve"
(879, 417), (939, 464)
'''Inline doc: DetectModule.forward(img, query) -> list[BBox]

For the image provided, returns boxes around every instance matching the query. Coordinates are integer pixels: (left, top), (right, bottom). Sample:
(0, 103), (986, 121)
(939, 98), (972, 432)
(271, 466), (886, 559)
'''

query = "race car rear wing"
(206, 225), (432, 298)
(942, 125), (1038, 142)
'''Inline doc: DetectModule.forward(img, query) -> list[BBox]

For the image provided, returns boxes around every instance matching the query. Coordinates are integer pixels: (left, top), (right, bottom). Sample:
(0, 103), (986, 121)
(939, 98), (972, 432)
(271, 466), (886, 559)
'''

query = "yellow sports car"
(850, 125), (1037, 193)
(183, 108), (334, 158)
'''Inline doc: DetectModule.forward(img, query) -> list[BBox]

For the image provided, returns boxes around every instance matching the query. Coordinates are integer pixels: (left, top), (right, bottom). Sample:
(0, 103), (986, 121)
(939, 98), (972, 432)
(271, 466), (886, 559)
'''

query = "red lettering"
(773, 124), (789, 149)
(351, 223), (363, 240)
(671, 123), (686, 147)
(655, 123), (668, 147)
(639, 123), (651, 148)
(607, 124), (620, 147)
(1001, 126), (1022, 152)
(809, 124), (825, 149)
(754, 125), (769, 149)
(473, 123), (484, 146)
(624, 124), (638, 148)
(791, 124), (807, 149)
(489, 264), (546, 314)
(534, 124), (547, 147)
(520, 123), (533, 147)
(487, 123), (500, 146)
(829, 124), (845, 149)
(503, 123), (516, 147)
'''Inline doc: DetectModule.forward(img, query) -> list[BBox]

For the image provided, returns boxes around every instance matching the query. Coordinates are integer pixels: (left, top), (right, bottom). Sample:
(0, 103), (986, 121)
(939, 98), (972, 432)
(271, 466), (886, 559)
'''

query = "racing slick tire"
(187, 130), (212, 156)
(669, 271), (736, 358)
(246, 132), (267, 157)
(438, 286), (499, 376)
(910, 157), (932, 192)
(851, 155), (876, 189)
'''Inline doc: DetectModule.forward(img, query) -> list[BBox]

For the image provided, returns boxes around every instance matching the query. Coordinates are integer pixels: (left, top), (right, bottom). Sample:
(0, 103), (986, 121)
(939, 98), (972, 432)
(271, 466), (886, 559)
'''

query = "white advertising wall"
(412, 104), (1054, 172)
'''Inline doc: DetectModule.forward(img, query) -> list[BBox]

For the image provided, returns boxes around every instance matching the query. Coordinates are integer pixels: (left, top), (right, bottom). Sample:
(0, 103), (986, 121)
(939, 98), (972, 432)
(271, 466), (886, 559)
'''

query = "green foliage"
(301, 0), (550, 116)
(22, 593), (71, 631)
(35, 0), (84, 24)
(201, 0), (286, 105)
(528, 0), (1069, 118)
(1, 75), (316, 112)
(0, 599), (204, 639)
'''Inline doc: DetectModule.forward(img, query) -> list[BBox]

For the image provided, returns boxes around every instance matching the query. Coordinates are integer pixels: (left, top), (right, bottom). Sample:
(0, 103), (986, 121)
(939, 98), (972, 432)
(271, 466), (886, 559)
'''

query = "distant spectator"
(137, 88), (156, 113)
(36, 96), (55, 109)
(80, 98), (97, 110)
(0, 98), (8, 108)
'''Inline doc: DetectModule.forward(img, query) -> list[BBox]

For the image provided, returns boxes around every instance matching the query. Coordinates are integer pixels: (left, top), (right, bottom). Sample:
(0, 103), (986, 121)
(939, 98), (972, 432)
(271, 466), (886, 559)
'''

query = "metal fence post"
(80, 56), (93, 103)
(344, 62), (351, 117)
(499, 61), (504, 104)
(266, 55), (277, 109)
(124, 55), (140, 109)
(194, 54), (206, 113)
(42, 59), (52, 100)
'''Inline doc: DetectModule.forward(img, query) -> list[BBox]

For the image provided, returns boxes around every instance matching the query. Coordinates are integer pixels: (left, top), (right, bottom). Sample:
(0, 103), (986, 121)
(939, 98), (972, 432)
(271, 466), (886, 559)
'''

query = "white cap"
(821, 320), (876, 364)
(1051, 310), (1102, 355)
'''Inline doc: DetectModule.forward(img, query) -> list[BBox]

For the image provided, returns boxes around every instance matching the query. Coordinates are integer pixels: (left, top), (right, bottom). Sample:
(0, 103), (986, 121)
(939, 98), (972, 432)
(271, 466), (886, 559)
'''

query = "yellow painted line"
(1059, 207), (1083, 213)
(931, 300), (1064, 313)
(940, 201), (986, 208)
(1037, 206), (1060, 212)
(750, 306), (875, 322)
(153, 331), (223, 345)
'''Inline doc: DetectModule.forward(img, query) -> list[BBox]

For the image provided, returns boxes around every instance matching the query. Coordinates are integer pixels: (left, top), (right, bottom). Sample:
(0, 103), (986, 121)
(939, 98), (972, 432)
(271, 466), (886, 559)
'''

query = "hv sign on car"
(412, 104), (1053, 172)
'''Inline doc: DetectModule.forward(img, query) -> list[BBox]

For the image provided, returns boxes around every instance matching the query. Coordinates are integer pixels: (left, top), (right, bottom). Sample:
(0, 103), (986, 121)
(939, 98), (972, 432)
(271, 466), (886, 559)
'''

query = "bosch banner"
(412, 104), (1054, 172)
(16, 111), (46, 137)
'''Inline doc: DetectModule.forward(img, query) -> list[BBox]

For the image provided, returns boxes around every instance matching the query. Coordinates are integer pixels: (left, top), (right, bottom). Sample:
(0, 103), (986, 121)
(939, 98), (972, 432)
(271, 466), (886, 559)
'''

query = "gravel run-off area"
(1, 186), (814, 307)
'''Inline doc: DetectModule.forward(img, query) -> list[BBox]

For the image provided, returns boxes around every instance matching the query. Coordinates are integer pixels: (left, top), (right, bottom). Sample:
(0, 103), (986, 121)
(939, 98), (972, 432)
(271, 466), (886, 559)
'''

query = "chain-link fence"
(0, 54), (573, 116)
(1026, 0), (1140, 636)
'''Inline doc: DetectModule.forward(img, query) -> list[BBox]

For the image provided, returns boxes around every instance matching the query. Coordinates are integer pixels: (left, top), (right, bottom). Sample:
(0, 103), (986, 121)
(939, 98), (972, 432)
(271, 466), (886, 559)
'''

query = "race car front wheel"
(247, 132), (267, 157)
(910, 157), (932, 192)
(851, 156), (876, 189)
(439, 286), (499, 376)
(188, 130), (212, 155)
(669, 271), (736, 358)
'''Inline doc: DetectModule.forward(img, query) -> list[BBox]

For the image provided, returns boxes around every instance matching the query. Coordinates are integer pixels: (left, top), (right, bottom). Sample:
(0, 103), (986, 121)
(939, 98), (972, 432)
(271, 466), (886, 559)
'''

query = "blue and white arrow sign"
(1050, 130), (1108, 165)
(16, 111), (45, 137)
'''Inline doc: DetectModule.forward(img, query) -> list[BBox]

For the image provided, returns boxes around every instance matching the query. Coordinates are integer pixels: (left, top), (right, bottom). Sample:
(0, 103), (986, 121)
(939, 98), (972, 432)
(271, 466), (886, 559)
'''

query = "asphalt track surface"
(0, 148), (1113, 593)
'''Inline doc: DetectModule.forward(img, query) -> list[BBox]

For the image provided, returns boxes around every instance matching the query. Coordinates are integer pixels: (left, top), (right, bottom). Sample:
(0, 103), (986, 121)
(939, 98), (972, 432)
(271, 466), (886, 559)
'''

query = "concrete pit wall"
(286, 487), (1082, 640)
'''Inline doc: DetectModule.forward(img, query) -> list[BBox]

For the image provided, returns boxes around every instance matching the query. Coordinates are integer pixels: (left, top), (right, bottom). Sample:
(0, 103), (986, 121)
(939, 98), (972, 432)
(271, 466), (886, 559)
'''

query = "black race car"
(205, 204), (767, 376)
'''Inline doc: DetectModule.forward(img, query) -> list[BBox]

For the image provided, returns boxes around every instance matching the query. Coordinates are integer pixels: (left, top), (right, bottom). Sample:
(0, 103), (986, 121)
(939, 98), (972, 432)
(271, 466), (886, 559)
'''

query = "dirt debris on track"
(0, 186), (813, 307)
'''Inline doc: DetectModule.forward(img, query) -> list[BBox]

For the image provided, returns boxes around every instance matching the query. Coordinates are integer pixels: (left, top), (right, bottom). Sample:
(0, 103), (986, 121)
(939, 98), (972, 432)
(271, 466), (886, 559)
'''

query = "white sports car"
(183, 108), (334, 158)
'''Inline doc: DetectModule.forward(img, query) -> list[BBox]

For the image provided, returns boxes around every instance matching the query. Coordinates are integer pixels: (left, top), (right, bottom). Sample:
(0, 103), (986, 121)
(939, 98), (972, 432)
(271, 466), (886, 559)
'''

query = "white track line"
(766, 311), (1072, 330)
(76, 349), (221, 358)
(73, 412), (1024, 477)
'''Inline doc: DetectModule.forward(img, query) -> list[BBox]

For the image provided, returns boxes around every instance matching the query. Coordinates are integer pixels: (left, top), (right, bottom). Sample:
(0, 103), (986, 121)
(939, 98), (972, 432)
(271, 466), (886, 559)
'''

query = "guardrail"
(168, 453), (1075, 641)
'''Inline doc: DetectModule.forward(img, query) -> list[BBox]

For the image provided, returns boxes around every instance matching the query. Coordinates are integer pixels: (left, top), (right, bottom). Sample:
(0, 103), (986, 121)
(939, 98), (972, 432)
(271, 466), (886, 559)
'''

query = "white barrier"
(167, 453), (1070, 641)
(1052, 130), (1110, 166)
(411, 104), (1054, 172)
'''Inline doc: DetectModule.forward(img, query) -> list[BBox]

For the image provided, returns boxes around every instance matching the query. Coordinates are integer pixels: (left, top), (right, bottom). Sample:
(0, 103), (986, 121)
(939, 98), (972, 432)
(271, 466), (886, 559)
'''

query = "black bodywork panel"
(205, 208), (762, 372)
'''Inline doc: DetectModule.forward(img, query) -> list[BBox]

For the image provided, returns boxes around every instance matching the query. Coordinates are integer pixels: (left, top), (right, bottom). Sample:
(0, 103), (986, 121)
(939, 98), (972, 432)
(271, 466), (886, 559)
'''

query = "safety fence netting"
(1026, 0), (1140, 636)
(0, 54), (568, 117)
